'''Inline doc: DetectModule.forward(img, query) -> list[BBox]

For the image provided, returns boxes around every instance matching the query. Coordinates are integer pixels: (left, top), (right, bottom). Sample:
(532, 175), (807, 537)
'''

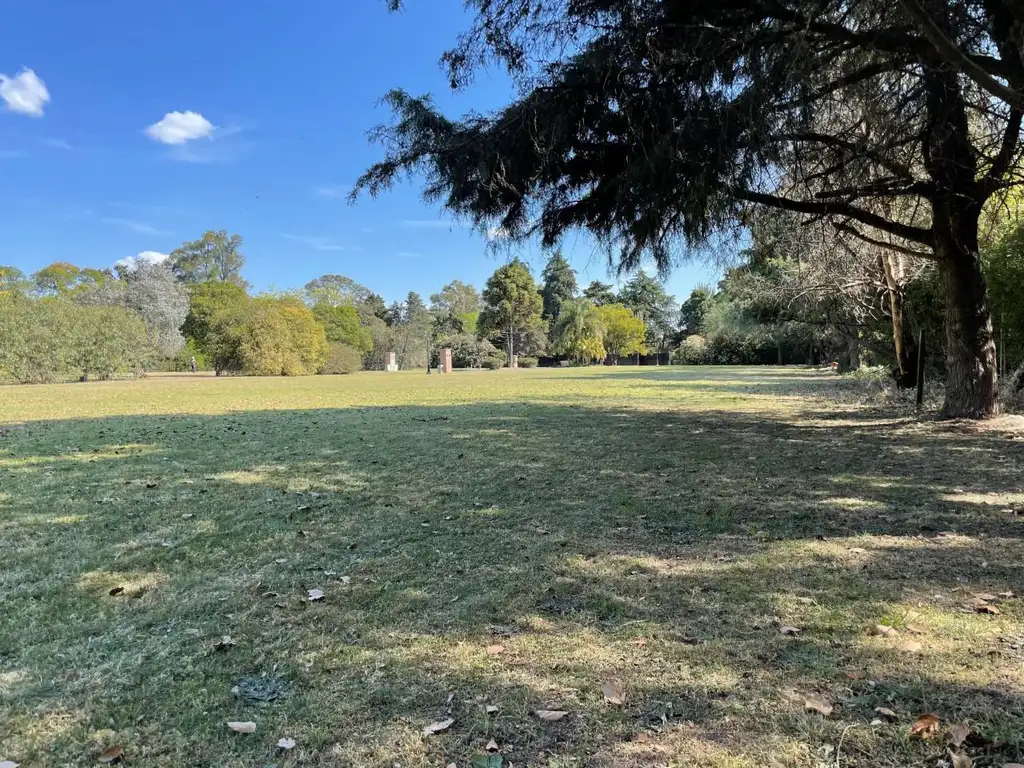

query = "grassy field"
(1, 367), (1023, 768)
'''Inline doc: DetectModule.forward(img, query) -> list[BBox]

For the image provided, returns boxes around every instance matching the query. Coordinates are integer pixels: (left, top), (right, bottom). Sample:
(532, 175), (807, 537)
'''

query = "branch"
(733, 188), (935, 247)
(980, 107), (1023, 198)
(776, 132), (916, 181)
(814, 180), (934, 200)
(898, 0), (1024, 109)
(833, 222), (937, 260)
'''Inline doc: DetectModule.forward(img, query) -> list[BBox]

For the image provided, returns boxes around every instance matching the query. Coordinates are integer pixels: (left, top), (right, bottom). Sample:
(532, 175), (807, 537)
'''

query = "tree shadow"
(2, 401), (1023, 766)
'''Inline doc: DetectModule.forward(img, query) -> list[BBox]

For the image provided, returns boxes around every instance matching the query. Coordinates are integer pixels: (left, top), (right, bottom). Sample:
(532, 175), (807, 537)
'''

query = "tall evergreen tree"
(478, 259), (545, 366)
(539, 251), (578, 322)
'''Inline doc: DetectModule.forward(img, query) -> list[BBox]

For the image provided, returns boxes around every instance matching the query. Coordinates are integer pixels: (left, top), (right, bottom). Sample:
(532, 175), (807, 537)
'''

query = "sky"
(0, 0), (722, 304)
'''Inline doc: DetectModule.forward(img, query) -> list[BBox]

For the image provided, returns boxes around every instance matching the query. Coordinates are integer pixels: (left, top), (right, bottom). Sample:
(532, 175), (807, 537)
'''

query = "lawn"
(1, 367), (1023, 768)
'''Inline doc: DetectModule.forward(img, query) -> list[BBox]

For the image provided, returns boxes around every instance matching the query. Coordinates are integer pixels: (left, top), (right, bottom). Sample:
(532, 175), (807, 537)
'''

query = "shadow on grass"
(1, 401), (1023, 766)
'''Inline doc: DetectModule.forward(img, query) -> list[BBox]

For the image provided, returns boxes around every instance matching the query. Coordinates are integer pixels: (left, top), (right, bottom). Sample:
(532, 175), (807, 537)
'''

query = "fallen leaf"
(872, 624), (899, 637)
(849, 547), (867, 553)
(804, 694), (833, 716)
(999, 591), (1015, 598)
(535, 709), (569, 721)
(485, 704), (499, 714)
(97, 746), (123, 764)
(486, 644), (505, 655)
(974, 593), (999, 601)
(870, 718), (884, 726)
(213, 635), (235, 651)
(906, 624), (927, 634)
(307, 588), (325, 602)
(874, 707), (897, 719)
(947, 723), (971, 747)
(901, 640), (923, 653)
(422, 719), (455, 737)
(227, 721), (256, 733)
(978, 604), (1002, 615)
(602, 680), (625, 705)
(845, 670), (866, 680)
(965, 596), (991, 611)
(277, 737), (296, 750)
(108, 587), (124, 597)
(181, 513), (194, 519)
(951, 751), (973, 768)
(910, 713), (940, 739)
(633, 638), (647, 647)
(486, 738), (499, 752)
(779, 626), (801, 635)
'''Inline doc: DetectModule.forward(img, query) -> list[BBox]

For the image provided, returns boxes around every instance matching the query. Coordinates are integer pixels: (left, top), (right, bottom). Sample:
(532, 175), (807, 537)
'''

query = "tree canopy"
(540, 251), (578, 322)
(170, 230), (247, 287)
(478, 258), (545, 365)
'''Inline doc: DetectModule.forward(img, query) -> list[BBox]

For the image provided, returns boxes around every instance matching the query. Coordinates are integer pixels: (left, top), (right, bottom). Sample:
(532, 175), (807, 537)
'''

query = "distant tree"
(582, 280), (617, 306)
(679, 287), (712, 336)
(169, 231), (247, 286)
(358, 292), (390, 323)
(0, 266), (31, 295)
(430, 280), (482, 315)
(312, 302), (373, 354)
(182, 281), (250, 360)
(618, 274), (677, 354)
(551, 298), (605, 364)
(540, 251), (577, 322)
(32, 262), (83, 296)
(304, 274), (373, 307)
(478, 259), (546, 366)
(391, 291), (434, 369)
(122, 261), (189, 358)
(207, 297), (327, 376)
(596, 304), (647, 362)
(320, 343), (363, 375)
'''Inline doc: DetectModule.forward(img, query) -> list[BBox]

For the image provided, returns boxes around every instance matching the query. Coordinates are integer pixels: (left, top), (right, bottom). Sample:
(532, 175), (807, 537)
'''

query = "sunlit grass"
(1, 366), (1022, 767)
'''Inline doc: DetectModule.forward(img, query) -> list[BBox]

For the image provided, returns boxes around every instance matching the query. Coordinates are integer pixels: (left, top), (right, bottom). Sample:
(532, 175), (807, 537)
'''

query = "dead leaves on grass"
(535, 709), (569, 722)
(277, 737), (296, 750)
(97, 746), (123, 764)
(874, 707), (897, 720)
(871, 624), (899, 638)
(0, 761), (18, 768)
(213, 635), (235, 651)
(227, 721), (257, 733)
(910, 713), (940, 739)
(804, 694), (833, 717)
(946, 723), (971, 748)
(307, 588), (325, 602)
(778, 625), (801, 636)
(486, 644), (505, 655)
(422, 719), (455, 737)
(602, 680), (625, 706)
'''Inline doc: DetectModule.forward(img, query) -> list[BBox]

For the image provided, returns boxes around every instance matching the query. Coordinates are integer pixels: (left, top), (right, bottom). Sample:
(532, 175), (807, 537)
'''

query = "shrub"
(320, 342), (362, 374)
(481, 356), (504, 370)
(207, 297), (328, 376)
(673, 334), (710, 365)
(518, 356), (539, 368)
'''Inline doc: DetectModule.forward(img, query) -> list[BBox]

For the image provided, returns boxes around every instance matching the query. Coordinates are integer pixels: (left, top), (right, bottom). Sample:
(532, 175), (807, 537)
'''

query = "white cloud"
(115, 251), (170, 270)
(102, 217), (169, 235)
(145, 111), (215, 145)
(280, 233), (346, 252)
(0, 69), (50, 117)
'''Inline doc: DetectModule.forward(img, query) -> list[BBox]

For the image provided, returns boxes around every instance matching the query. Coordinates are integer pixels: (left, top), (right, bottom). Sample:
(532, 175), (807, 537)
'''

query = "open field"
(2, 367), (1023, 767)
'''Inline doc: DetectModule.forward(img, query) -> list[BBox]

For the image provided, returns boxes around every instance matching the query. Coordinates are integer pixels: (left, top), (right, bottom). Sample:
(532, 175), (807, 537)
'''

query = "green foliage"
(430, 280), (482, 316)
(170, 230), (247, 286)
(182, 281), (250, 359)
(540, 251), (577, 322)
(618, 274), (677, 352)
(304, 274), (374, 307)
(0, 293), (151, 383)
(207, 297), (327, 376)
(673, 334), (710, 365)
(31, 262), (96, 297)
(478, 259), (546, 364)
(984, 223), (1024, 369)
(551, 298), (605, 363)
(0, 266), (30, 295)
(435, 333), (499, 368)
(320, 342), (363, 374)
(679, 287), (712, 335)
(595, 304), (646, 360)
(312, 303), (373, 353)
(517, 356), (538, 368)
(582, 281), (617, 306)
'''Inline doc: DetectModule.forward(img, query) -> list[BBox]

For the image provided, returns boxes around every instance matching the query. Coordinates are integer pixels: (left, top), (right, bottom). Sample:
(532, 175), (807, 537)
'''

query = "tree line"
(0, 232), (684, 383)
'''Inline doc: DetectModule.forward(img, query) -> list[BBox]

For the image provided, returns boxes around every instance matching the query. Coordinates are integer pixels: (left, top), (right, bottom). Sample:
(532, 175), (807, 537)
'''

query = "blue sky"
(0, 0), (721, 303)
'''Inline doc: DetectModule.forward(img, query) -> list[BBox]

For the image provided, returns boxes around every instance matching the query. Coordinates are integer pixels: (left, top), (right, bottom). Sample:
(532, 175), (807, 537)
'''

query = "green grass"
(1, 366), (1023, 767)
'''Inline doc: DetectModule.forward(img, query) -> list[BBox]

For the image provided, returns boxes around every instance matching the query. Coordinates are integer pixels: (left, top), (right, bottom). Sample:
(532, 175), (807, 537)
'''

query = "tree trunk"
(935, 217), (999, 418)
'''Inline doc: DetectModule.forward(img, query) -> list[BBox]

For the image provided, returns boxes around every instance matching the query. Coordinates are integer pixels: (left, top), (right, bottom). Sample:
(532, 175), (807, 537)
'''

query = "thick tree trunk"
(935, 219), (999, 418)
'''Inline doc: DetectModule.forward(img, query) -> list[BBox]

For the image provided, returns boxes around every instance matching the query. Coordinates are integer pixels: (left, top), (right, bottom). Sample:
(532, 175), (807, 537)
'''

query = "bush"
(207, 297), (328, 376)
(320, 342), (362, 374)
(673, 335), (710, 365)
(706, 333), (758, 364)
(481, 356), (505, 370)
(435, 333), (500, 368)
(518, 356), (538, 368)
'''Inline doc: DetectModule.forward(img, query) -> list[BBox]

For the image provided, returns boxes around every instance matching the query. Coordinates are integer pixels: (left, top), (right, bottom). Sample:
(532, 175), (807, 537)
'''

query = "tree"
(386, 291), (434, 369)
(182, 281), (250, 360)
(430, 280), (482, 315)
(304, 274), (374, 307)
(170, 231), (247, 286)
(618, 274), (677, 354)
(312, 302), (373, 354)
(122, 261), (189, 358)
(358, 0), (1024, 417)
(679, 288), (712, 336)
(596, 304), (647, 362)
(551, 298), (605, 363)
(207, 297), (327, 376)
(32, 262), (83, 296)
(477, 259), (545, 366)
(540, 251), (578, 322)
(583, 281), (617, 306)
(0, 266), (30, 295)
